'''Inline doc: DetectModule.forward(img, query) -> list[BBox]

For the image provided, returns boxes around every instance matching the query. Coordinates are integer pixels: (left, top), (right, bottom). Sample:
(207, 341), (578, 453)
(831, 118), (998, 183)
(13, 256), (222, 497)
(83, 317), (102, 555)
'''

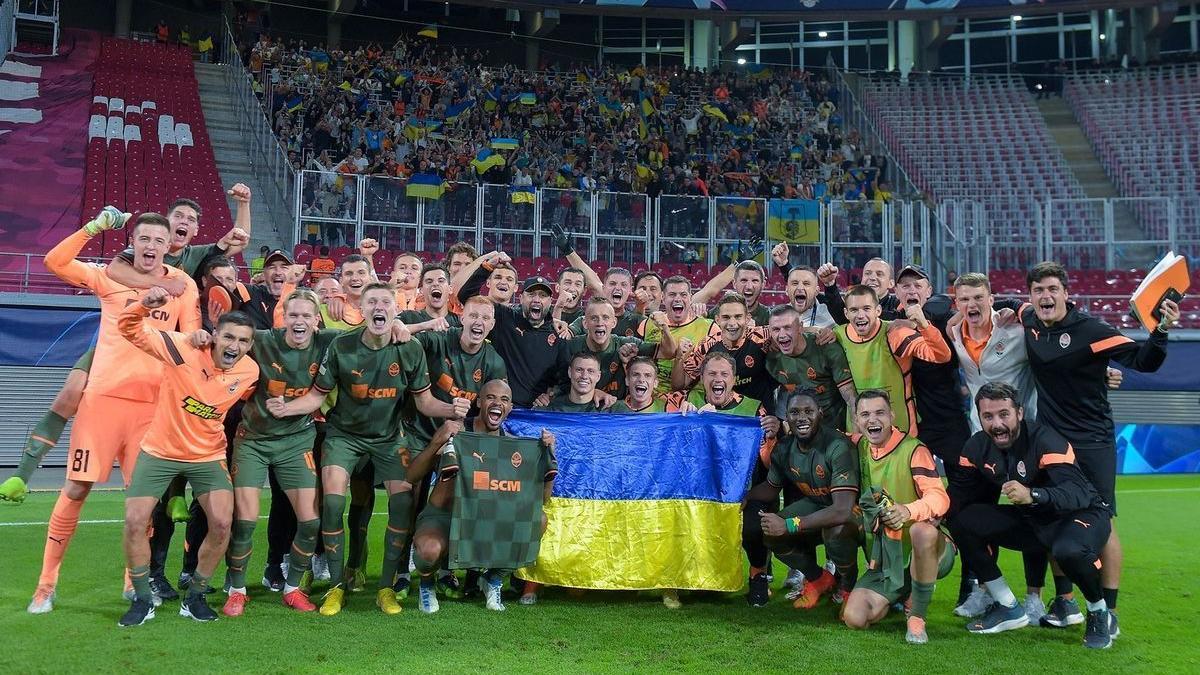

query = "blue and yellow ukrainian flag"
(702, 103), (729, 123)
(746, 63), (774, 79)
(418, 24), (438, 39)
(767, 198), (820, 243)
(518, 92), (537, 105)
(505, 410), (762, 591)
(510, 185), (536, 205)
(406, 173), (446, 200)
(490, 137), (519, 150)
(444, 99), (474, 124)
(471, 148), (506, 174)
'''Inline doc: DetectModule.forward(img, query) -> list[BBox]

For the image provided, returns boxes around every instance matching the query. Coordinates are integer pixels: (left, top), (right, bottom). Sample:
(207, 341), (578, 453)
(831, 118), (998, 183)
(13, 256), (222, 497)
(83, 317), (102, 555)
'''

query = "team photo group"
(0, 185), (1181, 651)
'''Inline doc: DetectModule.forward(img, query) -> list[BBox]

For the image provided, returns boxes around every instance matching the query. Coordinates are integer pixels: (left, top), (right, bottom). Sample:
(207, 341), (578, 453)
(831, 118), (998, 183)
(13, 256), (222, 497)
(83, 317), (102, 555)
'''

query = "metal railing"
(219, 18), (298, 243)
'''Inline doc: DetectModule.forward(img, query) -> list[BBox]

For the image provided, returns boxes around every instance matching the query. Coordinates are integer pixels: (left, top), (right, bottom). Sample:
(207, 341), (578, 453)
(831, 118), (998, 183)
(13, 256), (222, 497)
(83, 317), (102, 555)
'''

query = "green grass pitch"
(0, 474), (1196, 674)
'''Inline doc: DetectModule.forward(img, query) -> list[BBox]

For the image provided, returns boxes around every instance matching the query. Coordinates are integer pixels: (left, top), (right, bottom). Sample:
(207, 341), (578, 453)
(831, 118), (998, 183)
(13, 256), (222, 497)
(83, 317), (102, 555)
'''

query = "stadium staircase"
(1036, 98), (1147, 260)
(193, 62), (286, 256)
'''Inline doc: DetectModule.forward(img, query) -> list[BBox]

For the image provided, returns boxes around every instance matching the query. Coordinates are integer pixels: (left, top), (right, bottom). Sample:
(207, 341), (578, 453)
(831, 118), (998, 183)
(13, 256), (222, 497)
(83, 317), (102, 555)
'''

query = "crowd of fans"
(241, 31), (893, 250)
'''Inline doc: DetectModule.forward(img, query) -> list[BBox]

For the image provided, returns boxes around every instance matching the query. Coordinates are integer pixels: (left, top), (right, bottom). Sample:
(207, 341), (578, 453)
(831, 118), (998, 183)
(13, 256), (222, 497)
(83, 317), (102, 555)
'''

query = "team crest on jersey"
(814, 464), (826, 480)
(1058, 334), (1071, 349)
(1016, 460), (1027, 478)
(511, 451), (523, 469)
(227, 379), (240, 394)
(744, 355), (755, 368)
(994, 341), (1006, 355)
(473, 368), (483, 383)
(806, 366), (817, 380)
(388, 362), (400, 377)
(546, 334), (557, 346)
(610, 362), (619, 374)
(309, 363), (318, 376)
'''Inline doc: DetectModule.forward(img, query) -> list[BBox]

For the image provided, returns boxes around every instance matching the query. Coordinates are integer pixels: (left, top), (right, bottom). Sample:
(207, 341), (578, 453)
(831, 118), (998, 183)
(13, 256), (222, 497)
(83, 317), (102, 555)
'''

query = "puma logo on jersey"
(271, 362), (284, 373)
(472, 451), (486, 463)
(351, 369), (364, 377)
(1074, 519), (1092, 529)
(983, 462), (997, 474)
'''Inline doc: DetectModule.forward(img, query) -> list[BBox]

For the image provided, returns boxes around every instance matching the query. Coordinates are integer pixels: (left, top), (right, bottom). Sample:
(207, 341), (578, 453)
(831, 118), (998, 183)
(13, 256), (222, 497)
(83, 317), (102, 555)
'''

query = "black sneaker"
(1040, 595), (1084, 627)
(180, 594), (219, 622)
(149, 575), (179, 601)
(966, 602), (1030, 634)
(1084, 609), (1112, 649)
(1108, 611), (1120, 639)
(118, 599), (156, 627)
(437, 571), (464, 599)
(261, 563), (285, 592)
(462, 569), (483, 600)
(747, 573), (769, 607)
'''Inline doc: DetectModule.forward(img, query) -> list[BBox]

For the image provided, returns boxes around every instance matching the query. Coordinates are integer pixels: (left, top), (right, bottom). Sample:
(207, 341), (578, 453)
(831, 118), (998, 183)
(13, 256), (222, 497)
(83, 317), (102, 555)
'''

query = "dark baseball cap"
(264, 249), (293, 266)
(522, 276), (553, 294)
(897, 264), (929, 281)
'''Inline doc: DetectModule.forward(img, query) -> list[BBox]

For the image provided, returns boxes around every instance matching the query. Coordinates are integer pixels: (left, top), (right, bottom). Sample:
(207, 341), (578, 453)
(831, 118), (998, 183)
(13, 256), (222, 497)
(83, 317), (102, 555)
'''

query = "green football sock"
(378, 492), (413, 590)
(286, 519), (319, 588)
(773, 546), (822, 580)
(16, 412), (68, 482)
(129, 564), (153, 603)
(346, 489), (374, 569)
(188, 572), (211, 599)
(320, 494), (347, 584)
(225, 520), (256, 590)
(911, 580), (936, 620)
(825, 531), (860, 589)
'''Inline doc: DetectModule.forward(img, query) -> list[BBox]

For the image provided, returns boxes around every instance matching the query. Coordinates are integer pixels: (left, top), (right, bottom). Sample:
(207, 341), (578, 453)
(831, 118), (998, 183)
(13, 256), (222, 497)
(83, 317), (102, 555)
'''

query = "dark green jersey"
(709, 301), (771, 327)
(241, 329), (339, 440)
(567, 309), (647, 338)
(443, 431), (557, 569)
(399, 309), (463, 329)
(314, 328), (431, 443)
(766, 339), (854, 424)
(407, 328), (508, 446)
(558, 307), (583, 326)
(609, 396), (668, 413)
(766, 426), (859, 505)
(538, 393), (602, 413)
(559, 335), (657, 397)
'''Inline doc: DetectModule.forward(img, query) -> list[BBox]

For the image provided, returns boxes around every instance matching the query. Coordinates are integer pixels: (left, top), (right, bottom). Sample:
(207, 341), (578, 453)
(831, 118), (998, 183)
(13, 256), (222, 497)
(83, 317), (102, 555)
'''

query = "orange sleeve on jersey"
(272, 282), (297, 328)
(118, 302), (178, 364)
(903, 444), (950, 522)
(177, 274), (202, 333)
(888, 323), (952, 365)
(44, 230), (99, 289)
(1039, 442), (1076, 468)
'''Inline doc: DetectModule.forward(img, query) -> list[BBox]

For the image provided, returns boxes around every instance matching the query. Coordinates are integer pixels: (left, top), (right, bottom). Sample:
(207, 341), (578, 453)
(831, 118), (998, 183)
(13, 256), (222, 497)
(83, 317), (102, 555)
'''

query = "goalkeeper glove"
(82, 206), (130, 237)
(549, 222), (574, 257)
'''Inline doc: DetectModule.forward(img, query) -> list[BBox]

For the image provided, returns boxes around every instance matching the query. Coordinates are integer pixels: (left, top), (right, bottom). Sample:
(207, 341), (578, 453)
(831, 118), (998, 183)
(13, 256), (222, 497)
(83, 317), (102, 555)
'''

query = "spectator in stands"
(310, 245), (337, 280)
(156, 20), (169, 45)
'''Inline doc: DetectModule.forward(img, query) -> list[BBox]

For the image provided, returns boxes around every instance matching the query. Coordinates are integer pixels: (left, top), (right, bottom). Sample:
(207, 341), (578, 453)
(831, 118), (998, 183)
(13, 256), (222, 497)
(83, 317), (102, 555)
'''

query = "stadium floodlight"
(1099, 33), (1107, 40)
(818, 30), (828, 38)
(737, 57), (746, 65)
(1012, 15), (1022, 21)
(1035, 83), (1043, 90)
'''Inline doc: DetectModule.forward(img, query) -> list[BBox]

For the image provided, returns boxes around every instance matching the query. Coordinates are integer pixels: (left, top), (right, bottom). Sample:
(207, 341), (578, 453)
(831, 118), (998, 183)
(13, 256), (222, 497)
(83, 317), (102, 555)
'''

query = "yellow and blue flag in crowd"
(767, 198), (820, 243)
(406, 173), (447, 200)
(510, 186), (536, 204)
(702, 103), (729, 123)
(505, 410), (763, 591)
(444, 99), (474, 124)
(418, 24), (438, 39)
(491, 137), (519, 150)
(745, 63), (773, 79)
(518, 92), (537, 106)
(471, 148), (506, 174)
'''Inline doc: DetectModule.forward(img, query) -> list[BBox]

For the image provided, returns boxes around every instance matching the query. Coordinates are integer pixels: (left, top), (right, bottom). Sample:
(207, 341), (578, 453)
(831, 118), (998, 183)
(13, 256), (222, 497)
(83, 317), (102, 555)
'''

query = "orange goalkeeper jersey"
(45, 230), (201, 403)
(119, 303), (258, 462)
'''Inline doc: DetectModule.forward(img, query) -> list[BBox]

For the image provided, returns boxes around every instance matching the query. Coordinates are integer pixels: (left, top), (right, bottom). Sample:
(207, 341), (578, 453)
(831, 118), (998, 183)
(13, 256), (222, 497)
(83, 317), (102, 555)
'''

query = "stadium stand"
(83, 37), (232, 258)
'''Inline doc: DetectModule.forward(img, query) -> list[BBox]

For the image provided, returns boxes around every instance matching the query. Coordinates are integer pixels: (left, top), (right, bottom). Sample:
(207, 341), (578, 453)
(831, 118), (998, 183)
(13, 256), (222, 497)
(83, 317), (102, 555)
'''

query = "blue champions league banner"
(0, 305), (98, 367)
(1115, 424), (1200, 474)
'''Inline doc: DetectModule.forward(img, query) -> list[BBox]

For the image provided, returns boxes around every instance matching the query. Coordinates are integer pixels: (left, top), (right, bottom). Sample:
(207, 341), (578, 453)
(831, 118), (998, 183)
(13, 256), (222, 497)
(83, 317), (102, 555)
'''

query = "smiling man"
(27, 211), (200, 616)
(551, 267), (590, 326)
(673, 293), (774, 403)
(460, 255), (564, 408)
(842, 390), (953, 645)
(1020, 261), (1177, 636)
(834, 285), (951, 436)
(266, 282), (470, 617)
(698, 260), (771, 327)
(116, 290), (257, 627)
(609, 357), (669, 413)
(784, 265), (837, 328)
(951, 383), (1114, 649)
(558, 297), (675, 398)
(638, 276), (716, 395)
(539, 352), (608, 412)
(744, 389), (860, 610)
(766, 305), (856, 428)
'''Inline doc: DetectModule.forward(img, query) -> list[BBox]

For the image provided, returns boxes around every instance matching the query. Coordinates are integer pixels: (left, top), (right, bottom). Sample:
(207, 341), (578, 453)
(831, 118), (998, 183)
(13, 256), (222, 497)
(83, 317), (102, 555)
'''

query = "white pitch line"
(0, 511), (391, 527)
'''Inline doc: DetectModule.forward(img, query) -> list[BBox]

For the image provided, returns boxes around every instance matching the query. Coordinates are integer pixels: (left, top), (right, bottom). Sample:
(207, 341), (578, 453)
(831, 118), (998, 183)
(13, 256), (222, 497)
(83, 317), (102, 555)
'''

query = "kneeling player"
(953, 383), (1114, 649)
(117, 291), (257, 626)
(747, 390), (860, 609)
(842, 391), (953, 645)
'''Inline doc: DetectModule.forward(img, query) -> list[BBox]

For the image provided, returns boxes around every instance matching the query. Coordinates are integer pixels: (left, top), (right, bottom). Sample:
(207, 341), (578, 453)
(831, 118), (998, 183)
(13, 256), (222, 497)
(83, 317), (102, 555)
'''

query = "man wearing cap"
(458, 253), (566, 408)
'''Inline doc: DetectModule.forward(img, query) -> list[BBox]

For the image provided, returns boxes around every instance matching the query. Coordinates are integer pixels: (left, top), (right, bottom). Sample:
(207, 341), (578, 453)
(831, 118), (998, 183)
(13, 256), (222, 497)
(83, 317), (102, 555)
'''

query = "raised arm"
(225, 183), (254, 258)
(889, 307), (952, 365)
(691, 263), (736, 306)
(117, 287), (184, 363)
(453, 250), (506, 302)
(45, 230), (101, 288)
(405, 420), (463, 485)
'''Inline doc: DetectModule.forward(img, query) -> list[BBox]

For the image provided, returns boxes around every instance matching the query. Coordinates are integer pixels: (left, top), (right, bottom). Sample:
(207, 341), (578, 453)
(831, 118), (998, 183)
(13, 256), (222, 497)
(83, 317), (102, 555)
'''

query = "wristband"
(784, 516), (802, 534)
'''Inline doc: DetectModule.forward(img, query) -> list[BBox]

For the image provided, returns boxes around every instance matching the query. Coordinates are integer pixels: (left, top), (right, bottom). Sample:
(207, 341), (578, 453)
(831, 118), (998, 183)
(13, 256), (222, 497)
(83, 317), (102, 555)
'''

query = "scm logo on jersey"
(181, 396), (222, 420)
(471, 470), (521, 492)
(350, 384), (398, 399)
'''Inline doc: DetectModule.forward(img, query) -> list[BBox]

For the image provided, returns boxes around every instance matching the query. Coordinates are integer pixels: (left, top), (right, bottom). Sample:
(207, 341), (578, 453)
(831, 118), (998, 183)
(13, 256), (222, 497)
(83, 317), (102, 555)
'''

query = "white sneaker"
(518, 592), (538, 605)
(783, 569), (804, 590)
(662, 589), (682, 609)
(311, 554), (331, 582)
(824, 560), (837, 575)
(280, 559), (290, 579)
(954, 585), (991, 618)
(418, 580), (440, 614)
(485, 577), (506, 611)
(27, 585), (56, 614)
(1024, 594), (1047, 624)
